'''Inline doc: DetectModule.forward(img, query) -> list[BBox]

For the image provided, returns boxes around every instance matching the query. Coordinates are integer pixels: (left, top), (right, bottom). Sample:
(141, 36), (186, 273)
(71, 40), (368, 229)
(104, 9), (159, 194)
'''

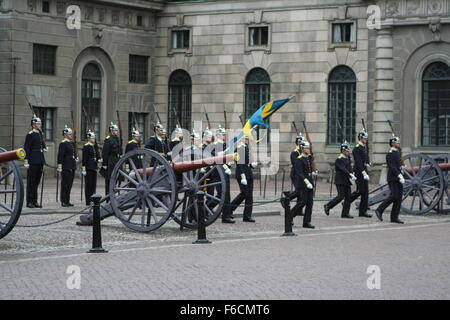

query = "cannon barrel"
(172, 153), (237, 173)
(0, 148), (26, 163)
(135, 153), (237, 177)
(405, 162), (450, 175)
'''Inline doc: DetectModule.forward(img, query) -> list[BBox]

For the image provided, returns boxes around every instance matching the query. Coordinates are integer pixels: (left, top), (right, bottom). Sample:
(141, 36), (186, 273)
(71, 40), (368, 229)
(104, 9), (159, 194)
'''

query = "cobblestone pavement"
(1, 176), (450, 300)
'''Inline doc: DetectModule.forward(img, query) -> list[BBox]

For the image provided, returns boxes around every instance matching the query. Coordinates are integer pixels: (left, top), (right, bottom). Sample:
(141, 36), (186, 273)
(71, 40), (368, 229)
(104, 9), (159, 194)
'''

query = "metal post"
(80, 173), (83, 202)
(40, 170), (45, 208)
(88, 194), (108, 253)
(193, 191), (211, 244)
(274, 172), (278, 195)
(281, 169), (285, 196)
(281, 190), (296, 237)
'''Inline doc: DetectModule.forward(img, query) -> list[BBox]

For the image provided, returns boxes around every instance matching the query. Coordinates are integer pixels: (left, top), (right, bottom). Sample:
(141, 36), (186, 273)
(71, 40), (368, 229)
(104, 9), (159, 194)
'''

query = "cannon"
(367, 153), (450, 215)
(78, 148), (236, 232)
(0, 148), (26, 239)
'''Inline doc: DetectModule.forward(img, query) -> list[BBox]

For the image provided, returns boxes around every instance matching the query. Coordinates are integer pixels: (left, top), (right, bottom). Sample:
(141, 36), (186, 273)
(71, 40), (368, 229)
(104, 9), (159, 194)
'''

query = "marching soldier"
(213, 125), (234, 223)
(82, 130), (100, 206)
(230, 135), (257, 223)
(125, 128), (142, 170)
(145, 121), (169, 160)
(287, 135), (305, 218)
(324, 141), (357, 218)
(374, 136), (405, 224)
(102, 122), (121, 195)
(57, 125), (77, 207)
(350, 129), (372, 217)
(292, 140), (315, 228)
(23, 115), (46, 208)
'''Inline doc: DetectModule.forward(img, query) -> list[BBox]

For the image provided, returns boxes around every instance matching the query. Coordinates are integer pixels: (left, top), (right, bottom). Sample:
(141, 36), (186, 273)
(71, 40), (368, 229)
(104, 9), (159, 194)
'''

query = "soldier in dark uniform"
(145, 122), (169, 162)
(350, 129), (372, 217)
(125, 128), (142, 170)
(230, 135), (257, 222)
(102, 122), (121, 195)
(82, 130), (100, 206)
(57, 125), (77, 207)
(375, 136), (405, 224)
(324, 141), (357, 218)
(23, 115), (47, 208)
(293, 140), (315, 228)
(212, 125), (235, 223)
(286, 135), (305, 218)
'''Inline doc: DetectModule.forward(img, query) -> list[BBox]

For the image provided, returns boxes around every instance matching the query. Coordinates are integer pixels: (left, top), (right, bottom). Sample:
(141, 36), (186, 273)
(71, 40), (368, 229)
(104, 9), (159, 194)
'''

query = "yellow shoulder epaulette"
(355, 143), (360, 147)
(338, 154), (345, 159)
(128, 140), (135, 144)
(106, 135), (110, 139)
(28, 130), (33, 134)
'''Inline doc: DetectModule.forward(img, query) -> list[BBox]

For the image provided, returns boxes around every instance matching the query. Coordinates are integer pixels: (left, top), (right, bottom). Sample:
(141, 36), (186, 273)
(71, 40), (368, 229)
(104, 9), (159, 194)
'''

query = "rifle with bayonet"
(82, 107), (101, 161)
(131, 112), (142, 148)
(361, 118), (371, 166)
(387, 120), (405, 166)
(292, 121), (301, 136)
(116, 110), (123, 155)
(239, 114), (245, 127)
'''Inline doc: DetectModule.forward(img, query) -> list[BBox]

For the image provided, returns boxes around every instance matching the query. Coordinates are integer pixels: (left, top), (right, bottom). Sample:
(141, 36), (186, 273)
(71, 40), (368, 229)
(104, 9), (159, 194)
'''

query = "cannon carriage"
(0, 148), (26, 239)
(78, 147), (235, 233)
(367, 153), (450, 215)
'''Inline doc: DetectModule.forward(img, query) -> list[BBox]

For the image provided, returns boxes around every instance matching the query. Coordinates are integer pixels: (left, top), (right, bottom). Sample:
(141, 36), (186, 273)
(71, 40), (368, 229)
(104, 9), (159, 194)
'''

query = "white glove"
(223, 165), (231, 175)
(366, 163), (371, 168)
(304, 179), (313, 189)
(312, 170), (318, 177)
(125, 164), (130, 172)
(98, 158), (103, 163)
(400, 165), (406, 173)
(350, 173), (357, 181)
(167, 152), (172, 157)
(398, 174), (405, 184)
(57, 164), (62, 173)
(363, 171), (370, 181)
(250, 162), (258, 169)
(240, 174), (247, 185)
(82, 170), (87, 176)
(24, 161), (30, 169)
(200, 168), (206, 174)
(102, 166), (107, 170)
(43, 147), (48, 152)
(75, 157), (79, 163)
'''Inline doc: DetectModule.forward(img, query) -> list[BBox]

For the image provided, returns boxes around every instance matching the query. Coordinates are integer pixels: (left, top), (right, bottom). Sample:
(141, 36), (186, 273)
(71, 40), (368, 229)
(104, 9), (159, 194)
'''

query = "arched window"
(328, 65), (356, 144)
(245, 68), (270, 120)
(168, 70), (192, 134)
(422, 61), (450, 146)
(81, 63), (102, 139)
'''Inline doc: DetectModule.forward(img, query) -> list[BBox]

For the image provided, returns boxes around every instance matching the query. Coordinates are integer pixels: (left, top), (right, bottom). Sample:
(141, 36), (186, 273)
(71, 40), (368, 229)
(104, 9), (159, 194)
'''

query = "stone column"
(372, 27), (394, 169)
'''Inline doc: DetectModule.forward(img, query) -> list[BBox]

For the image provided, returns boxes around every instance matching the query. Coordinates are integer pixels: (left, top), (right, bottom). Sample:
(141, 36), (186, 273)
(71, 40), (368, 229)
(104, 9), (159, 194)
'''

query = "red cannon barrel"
(405, 162), (450, 175)
(0, 148), (26, 163)
(172, 153), (237, 173)
(134, 153), (238, 177)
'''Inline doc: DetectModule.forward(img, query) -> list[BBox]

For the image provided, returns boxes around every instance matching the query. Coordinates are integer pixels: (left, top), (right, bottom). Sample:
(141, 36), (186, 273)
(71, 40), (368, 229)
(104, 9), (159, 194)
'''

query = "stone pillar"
(372, 27), (394, 169)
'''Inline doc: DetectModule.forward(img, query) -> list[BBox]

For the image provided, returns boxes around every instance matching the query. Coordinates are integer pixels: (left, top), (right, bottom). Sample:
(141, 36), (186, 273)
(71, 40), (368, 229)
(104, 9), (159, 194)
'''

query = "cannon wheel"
(109, 148), (177, 233)
(0, 148), (24, 239)
(401, 153), (444, 215)
(431, 154), (450, 208)
(171, 148), (226, 229)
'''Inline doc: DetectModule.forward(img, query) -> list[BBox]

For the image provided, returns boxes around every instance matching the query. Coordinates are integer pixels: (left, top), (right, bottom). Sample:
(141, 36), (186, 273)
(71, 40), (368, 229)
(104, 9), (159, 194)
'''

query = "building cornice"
(88, 0), (166, 11)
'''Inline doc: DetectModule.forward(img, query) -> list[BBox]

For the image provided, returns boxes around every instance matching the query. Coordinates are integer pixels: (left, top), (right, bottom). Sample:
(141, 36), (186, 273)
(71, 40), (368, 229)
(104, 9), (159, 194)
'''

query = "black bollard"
(193, 191), (211, 244)
(88, 194), (108, 253)
(281, 190), (296, 237)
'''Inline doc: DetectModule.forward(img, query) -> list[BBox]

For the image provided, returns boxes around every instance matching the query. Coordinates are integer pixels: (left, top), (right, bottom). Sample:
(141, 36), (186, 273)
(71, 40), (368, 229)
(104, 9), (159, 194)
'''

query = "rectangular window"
(42, 1), (50, 13)
(33, 44), (56, 75)
(137, 15), (143, 27)
(332, 23), (354, 43)
(34, 107), (54, 141)
(129, 55), (148, 84)
(128, 113), (147, 142)
(171, 30), (190, 49)
(249, 26), (269, 46)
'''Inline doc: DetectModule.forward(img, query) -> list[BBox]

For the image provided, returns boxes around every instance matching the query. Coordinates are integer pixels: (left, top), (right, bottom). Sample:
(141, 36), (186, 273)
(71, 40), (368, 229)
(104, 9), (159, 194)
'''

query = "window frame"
(421, 61), (450, 147)
(328, 20), (357, 51)
(168, 27), (193, 56)
(129, 54), (149, 84)
(168, 70), (192, 134)
(32, 43), (57, 75)
(327, 65), (357, 145)
(42, 0), (50, 13)
(245, 23), (271, 54)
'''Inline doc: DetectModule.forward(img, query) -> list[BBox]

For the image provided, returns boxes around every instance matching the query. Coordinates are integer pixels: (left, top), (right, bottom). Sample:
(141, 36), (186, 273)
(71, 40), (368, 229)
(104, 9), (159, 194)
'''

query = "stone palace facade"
(1, 0), (449, 179)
